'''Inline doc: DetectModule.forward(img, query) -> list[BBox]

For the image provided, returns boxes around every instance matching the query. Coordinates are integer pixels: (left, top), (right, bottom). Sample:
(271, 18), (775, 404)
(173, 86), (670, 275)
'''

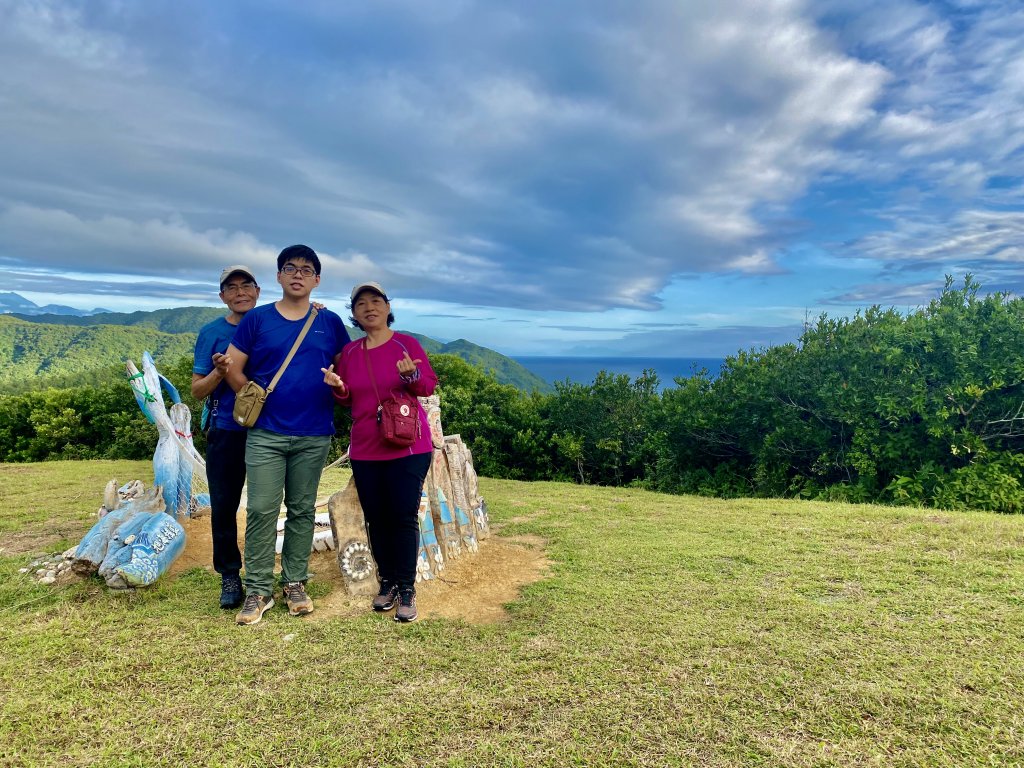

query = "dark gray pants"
(205, 427), (246, 576)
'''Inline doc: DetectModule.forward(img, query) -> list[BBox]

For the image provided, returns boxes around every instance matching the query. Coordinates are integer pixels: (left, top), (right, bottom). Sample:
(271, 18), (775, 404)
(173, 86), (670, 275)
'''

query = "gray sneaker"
(236, 593), (274, 625)
(372, 581), (399, 612)
(394, 588), (417, 623)
(283, 581), (314, 616)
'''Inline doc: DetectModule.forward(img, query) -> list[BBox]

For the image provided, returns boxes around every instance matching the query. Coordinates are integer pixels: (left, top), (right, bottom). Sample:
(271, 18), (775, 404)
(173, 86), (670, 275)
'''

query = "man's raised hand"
(212, 352), (232, 376)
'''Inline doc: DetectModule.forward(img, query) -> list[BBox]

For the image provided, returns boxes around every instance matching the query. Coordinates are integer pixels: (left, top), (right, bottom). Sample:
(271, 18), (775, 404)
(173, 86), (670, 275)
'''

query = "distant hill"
(10, 306), (226, 332)
(433, 338), (549, 390)
(0, 307), (549, 394)
(1, 291), (109, 316)
(0, 315), (197, 392)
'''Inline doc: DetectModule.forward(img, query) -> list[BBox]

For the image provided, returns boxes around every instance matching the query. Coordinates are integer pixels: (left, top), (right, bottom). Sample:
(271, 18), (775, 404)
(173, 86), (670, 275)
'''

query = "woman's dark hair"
(349, 289), (395, 330)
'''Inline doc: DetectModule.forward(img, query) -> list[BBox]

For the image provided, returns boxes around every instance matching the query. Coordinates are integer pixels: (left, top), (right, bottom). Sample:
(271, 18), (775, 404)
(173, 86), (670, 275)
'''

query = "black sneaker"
(372, 580), (399, 612)
(394, 588), (417, 623)
(236, 593), (274, 625)
(219, 573), (244, 610)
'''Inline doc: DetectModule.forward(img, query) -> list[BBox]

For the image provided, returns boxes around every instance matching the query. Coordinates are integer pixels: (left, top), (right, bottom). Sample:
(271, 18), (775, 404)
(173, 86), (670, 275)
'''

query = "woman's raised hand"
(396, 350), (422, 376)
(321, 364), (345, 389)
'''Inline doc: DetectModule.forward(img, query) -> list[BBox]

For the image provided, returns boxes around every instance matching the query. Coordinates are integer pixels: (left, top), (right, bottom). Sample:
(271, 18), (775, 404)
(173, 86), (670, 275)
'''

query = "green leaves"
(651, 276), (1024, 511)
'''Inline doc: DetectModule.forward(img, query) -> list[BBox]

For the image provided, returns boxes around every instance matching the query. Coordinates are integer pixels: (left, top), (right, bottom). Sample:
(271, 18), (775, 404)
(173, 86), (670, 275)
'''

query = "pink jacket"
(332, 332), (438, 460)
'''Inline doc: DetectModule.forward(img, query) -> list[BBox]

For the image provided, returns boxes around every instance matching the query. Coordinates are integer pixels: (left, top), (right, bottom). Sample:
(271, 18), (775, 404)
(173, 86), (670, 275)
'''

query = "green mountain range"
(0, 308), (549, 394)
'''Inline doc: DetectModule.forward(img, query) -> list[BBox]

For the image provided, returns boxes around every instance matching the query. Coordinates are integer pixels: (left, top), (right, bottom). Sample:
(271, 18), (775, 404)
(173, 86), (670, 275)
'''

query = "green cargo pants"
(242, 428), (331, 596)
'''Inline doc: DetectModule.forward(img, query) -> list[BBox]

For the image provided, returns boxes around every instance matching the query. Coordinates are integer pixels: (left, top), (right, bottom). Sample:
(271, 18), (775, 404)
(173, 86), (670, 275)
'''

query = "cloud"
(2, 0), (1022, 355)
(821, 280), (947, 307)
(568, 323), (806, 357)
(847, 209), (1024, 266)
(538, 324), (625, 333)
(631, 321), (699, 329)
(0, 205), (277, 278)
(0, 205), (389, 298)
(0, 0), (889, 314)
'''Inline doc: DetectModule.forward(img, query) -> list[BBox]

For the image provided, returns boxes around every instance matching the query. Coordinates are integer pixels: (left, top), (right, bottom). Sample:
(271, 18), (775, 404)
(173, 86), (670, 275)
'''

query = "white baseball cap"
(219, 265), (257, 288)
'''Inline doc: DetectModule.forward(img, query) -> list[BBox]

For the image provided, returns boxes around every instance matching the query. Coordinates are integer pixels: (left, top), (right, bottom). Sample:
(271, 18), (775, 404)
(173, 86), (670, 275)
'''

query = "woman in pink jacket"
(322, 282), (437, 622)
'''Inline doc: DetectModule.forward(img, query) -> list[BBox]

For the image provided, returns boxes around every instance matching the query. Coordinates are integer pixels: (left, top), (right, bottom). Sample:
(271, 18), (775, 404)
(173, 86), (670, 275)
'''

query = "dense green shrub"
(432, 354), (553, 480)
(649, 276), (1024, 509)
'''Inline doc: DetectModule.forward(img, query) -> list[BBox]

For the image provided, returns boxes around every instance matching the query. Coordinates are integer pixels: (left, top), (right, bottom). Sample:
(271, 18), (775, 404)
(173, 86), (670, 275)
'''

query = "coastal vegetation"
(2, 277), (1023, 513)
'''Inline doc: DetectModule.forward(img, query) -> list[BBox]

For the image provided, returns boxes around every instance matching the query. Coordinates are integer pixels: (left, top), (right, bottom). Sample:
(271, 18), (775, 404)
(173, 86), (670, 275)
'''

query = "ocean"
(513, 356), (725, 391)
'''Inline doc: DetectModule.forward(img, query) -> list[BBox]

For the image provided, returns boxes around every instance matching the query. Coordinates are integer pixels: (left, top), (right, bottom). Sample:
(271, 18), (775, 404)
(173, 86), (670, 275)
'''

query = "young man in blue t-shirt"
(191, 265), (261, 609)
(225, 244), (351, 625)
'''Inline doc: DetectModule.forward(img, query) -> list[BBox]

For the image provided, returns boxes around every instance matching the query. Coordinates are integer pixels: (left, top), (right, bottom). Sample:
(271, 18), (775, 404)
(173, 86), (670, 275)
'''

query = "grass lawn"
(1, 460), (1023, 767)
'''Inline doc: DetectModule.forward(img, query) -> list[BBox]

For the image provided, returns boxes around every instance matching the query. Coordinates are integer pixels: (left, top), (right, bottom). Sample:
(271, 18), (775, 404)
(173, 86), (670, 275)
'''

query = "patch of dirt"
(1, 519), (87, 556)
(1, 530), (61, 556)
(410, 535), (549, 624)
(171, 512), (551, 625)
(506, 512), (547, 524)
(168, 513), (220, 576)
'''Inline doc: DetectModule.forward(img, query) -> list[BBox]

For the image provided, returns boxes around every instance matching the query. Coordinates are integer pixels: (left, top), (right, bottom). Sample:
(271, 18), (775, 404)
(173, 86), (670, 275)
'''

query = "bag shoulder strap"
(362, 338), (383, 408)
(266, 307), (318, 394)
(363, 336), (417, 405)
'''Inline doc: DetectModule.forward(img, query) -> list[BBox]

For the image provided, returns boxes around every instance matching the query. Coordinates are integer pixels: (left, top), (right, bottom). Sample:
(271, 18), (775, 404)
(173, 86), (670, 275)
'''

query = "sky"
(1, 0), (1022, 357)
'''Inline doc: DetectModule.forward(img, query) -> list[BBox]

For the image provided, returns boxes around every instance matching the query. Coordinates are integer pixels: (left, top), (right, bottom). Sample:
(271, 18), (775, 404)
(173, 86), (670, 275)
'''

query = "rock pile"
(20, 547), (76, 585)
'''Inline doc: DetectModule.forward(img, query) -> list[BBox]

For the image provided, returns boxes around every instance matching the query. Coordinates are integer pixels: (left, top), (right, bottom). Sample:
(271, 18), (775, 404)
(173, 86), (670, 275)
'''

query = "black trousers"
(205, 427), (247, 576)
(350, 452), (432, 591)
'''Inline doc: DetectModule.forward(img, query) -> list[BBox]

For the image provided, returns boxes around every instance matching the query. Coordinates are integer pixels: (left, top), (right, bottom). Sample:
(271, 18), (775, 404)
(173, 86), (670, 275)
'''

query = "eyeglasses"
(222, 282), (257, 296)
(281, 264), (316, 277)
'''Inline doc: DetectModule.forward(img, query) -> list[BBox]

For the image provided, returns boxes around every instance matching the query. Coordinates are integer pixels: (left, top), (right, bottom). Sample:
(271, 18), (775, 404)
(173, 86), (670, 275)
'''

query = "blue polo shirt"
(231, 304), (350, 436)
(193, 316), (244, 432)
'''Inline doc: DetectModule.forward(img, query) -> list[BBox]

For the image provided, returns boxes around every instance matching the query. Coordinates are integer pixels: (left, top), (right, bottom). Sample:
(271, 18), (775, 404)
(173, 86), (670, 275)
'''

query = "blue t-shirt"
(231, 304), (351, 436)
(193, 316), (244, 432)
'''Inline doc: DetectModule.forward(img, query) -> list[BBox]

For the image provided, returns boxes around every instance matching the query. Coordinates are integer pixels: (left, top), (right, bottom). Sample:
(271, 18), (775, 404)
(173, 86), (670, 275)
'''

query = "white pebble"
(63, 548), (76, 559)
(18, 568), (29, 574)
(45, 570), (56, 579)
(36, 568), (47, 576)
(282, 634), (296, 643)
(39, 575), (56, 585)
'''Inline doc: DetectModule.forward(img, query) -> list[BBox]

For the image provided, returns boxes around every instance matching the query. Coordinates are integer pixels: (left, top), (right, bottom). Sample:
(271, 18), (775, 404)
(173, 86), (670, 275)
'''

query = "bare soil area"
(171, 512), (549, 624)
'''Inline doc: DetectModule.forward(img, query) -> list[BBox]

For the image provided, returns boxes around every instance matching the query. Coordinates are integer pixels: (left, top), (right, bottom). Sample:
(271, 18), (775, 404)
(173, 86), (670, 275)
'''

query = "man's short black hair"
(277, 244), (321, 275)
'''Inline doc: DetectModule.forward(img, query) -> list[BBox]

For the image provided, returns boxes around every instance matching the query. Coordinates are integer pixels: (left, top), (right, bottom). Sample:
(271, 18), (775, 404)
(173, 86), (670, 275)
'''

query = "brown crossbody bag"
(363, 339), (420, 447)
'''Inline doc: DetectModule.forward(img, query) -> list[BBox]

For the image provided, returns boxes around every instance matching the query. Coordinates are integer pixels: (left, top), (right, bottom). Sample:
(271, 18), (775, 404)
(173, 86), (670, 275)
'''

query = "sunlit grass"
(1, 463), (1023, 766)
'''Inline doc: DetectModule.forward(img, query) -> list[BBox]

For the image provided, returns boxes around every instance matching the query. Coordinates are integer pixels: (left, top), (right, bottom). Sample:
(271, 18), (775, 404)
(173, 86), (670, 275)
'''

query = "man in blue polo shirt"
(225, 244), (350, 625)
(191, 265), (261, 609)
